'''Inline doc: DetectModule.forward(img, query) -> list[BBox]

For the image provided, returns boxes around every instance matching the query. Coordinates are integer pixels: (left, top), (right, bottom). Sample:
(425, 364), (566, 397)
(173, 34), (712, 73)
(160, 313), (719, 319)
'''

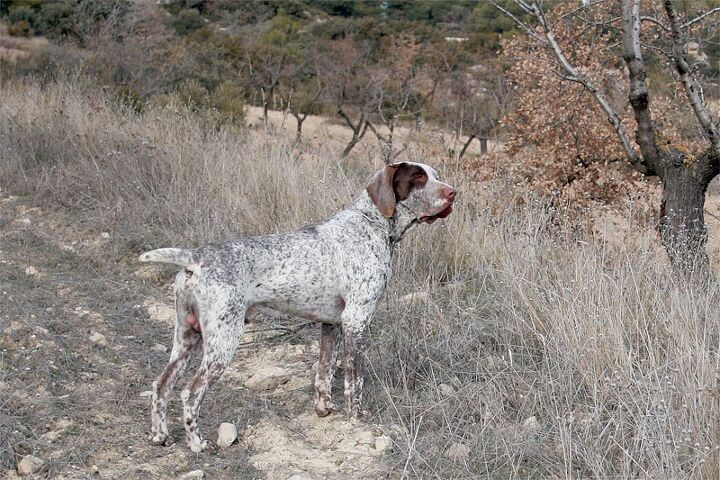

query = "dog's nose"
(443, 187), (457, 201)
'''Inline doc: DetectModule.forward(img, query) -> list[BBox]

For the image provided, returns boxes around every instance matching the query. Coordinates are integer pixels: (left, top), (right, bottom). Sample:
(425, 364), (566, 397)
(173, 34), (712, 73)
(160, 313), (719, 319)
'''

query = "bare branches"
(682, 6), (720, 28)
(663, 0), (720, 156)
(488, 1), (547, 44)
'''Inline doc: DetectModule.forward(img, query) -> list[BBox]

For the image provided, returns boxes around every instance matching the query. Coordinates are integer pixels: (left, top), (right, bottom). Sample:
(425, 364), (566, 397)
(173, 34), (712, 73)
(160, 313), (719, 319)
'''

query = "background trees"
(3, 0), (720, 268)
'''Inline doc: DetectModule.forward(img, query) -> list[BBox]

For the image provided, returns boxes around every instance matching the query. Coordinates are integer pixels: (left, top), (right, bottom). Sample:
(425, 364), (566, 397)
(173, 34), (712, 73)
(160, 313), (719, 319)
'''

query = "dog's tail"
(139, 248), (199, 268)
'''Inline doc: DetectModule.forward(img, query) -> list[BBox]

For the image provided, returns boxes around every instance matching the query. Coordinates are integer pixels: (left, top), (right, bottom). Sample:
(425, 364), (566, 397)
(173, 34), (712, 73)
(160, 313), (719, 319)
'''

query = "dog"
(140, 161), (456, 452)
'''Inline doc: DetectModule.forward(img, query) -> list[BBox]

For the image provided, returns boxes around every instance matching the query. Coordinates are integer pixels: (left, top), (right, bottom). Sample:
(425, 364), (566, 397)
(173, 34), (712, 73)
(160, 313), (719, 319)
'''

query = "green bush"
(7, 4), (35, 22)
(209, 81), (245, 126)
(116, 84), (143, 113)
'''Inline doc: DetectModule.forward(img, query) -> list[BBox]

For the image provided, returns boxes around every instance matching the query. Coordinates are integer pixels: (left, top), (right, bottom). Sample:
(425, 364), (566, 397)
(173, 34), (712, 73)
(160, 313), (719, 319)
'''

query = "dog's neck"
(351, 192), (418, 245)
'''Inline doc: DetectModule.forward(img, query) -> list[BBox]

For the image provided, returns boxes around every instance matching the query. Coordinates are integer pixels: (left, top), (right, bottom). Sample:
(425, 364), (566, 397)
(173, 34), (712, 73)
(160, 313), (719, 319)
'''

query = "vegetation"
(2, 78), (720, 478)
(1, 1), (720, 476)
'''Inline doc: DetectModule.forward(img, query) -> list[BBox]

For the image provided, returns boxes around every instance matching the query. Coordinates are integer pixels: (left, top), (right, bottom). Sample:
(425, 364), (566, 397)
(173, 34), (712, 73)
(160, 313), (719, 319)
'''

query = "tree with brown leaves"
(493, 0), (720, 273)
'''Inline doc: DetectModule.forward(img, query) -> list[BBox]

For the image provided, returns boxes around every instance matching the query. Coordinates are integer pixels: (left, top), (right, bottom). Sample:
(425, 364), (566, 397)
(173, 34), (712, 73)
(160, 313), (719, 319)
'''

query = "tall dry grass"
(2, 78), (719, 479)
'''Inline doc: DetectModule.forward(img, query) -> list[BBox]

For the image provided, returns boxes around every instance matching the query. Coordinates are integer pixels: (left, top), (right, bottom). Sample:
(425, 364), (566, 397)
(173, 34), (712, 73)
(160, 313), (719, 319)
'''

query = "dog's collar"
(359, 205), (418, 246)
(389, 204), (419, 245)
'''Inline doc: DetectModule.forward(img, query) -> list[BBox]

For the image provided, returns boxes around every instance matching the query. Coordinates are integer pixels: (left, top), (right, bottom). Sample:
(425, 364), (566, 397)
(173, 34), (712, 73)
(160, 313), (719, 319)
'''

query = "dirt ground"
(0, 195), (393, 479)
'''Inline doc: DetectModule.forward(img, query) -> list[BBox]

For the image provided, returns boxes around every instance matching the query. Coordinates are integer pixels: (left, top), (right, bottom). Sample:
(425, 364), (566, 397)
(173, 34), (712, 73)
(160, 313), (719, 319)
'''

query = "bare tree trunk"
(292, 111), (307, 144)
(261, 88), (269, 126)
(458, 133), (476, 160)
(338, 109), (368, 159)
(341, 130), (366, 158)
(659, 154), (716, 273)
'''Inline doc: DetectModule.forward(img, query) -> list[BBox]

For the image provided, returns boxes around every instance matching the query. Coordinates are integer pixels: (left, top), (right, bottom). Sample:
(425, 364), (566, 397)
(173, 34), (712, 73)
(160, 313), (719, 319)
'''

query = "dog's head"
(366, 162), (456, 224)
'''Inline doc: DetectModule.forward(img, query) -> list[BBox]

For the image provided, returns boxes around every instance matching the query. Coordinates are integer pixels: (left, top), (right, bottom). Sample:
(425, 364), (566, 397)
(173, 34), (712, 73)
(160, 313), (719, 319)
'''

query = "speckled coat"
(140, 162), (456, 452)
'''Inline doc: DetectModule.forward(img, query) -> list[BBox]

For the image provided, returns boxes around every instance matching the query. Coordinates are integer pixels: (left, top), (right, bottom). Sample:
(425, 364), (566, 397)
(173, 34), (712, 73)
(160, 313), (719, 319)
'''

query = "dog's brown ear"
(366, 163), (403, 217)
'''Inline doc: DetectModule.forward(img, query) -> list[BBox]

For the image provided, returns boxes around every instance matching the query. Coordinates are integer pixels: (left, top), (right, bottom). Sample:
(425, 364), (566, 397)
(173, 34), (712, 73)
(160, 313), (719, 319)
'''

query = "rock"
(19, 218), (31, 226)
(146, 302), (175, 324)
(179, 470), (205, 479)
(91, 464), (99, 474)
(135, 266), (161, 281)
(438, 383), (455, 397)
(217, 422), (238, 449)
(521, 416), (541, 434)
(41, 430), (62, 442)
(100, 232), (110, 239)
(446, 442), (470, 461)
(89, 332), (108, 347)
(374, 435), (392, 452)
(24, 266), (38, 276)
(244, 367), (290, 391)
(17, 455), (44, 475)
(151, 343), (168, 353)
(355, 431), (375, 446)
(139, 390), (153, 398)
(398, 291), (430, 305)
(287, 475), (313, 480)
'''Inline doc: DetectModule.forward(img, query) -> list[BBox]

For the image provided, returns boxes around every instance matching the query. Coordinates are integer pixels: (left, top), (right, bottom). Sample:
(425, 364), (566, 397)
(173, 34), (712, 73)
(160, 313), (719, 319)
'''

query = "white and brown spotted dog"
(140, 162), (456, 452)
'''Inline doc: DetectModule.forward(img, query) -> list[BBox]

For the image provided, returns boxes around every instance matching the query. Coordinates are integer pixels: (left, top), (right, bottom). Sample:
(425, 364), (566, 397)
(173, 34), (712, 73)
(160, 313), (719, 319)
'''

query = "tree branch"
(489, 0), (548, 45)
(663, 0), (720, 156)
(505, 0), (643, 171)
(681, 6), (720, 28)
(621, 0), (661, 174)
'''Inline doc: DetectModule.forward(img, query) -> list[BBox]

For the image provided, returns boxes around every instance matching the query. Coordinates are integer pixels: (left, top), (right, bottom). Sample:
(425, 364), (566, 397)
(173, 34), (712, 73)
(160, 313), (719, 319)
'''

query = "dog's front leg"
(341, 308), (372, 418)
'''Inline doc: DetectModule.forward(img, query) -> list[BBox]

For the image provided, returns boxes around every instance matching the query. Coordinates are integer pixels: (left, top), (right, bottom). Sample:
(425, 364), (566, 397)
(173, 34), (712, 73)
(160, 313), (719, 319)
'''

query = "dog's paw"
(150, 432), (174, 447)
(187, 436), (208, 453)
(314, 400), (336, 418)
(348, 409), (369, 423)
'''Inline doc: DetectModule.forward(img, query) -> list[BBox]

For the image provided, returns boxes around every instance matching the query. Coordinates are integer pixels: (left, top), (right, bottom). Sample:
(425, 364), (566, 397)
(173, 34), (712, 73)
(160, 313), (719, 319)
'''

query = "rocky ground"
(0, 195), (393, 479)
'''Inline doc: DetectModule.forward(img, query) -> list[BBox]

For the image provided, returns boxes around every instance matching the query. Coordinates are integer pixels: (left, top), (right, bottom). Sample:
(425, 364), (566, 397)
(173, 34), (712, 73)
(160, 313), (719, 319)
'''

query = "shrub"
(209, 81), (245, 126)
(168, 8), (205, 35)
(7, 20), (31, 37)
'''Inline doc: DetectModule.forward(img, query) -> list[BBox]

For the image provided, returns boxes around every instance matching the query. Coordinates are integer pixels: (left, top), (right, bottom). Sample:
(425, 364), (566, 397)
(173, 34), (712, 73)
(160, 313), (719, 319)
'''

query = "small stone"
(286, 475), (313, 480)
(25, 266), (38, 276)
(89, 332), (108, 347)
(375, 435), (393, 452)
(522, 416), (541, 434)
(438, 383), (455, 397)
(34, 326), (49, 335)
(355, 430), (375, 446)
(398, 291), (430, 305)
(100, 232), (110, 239)
(179, 470), (204, 479)
(41, 430), (62, 442)
(17, 455), (44, 475)
(91, 465), (99, 474)
(446, 442), (470, 461)
(19, 218), (31, 225)
(139, 390), (153, 398)
(217, 422), (238, 449)
(244, 367), (290, 391)
(152, 343), (168, 353)
(146, 303), (175, 324)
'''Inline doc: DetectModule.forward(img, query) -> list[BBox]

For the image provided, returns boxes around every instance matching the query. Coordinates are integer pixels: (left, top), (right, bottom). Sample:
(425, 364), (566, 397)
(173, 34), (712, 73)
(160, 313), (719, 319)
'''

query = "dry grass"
(2, 78), (720, 478)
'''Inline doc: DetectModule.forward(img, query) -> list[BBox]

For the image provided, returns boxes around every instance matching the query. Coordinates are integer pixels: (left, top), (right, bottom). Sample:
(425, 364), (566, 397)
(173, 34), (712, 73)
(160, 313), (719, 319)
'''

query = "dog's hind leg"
(150, 297), (201, 446)
(314, 322), (341, 417)
(181, 297), (245, 453)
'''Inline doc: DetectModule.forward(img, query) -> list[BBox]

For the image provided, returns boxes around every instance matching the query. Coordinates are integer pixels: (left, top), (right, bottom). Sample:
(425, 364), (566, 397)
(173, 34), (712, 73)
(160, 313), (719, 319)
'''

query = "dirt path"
(0, 195), (390, 479)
